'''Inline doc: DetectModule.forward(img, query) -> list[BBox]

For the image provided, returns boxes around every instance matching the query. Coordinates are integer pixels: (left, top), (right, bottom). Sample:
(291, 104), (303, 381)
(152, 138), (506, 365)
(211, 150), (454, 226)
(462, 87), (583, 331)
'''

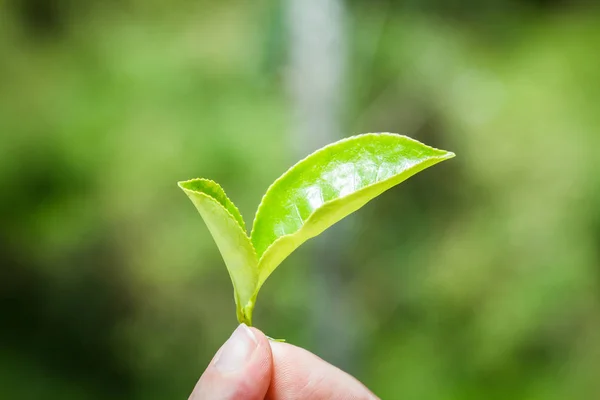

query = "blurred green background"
(2, 0), (600, 398)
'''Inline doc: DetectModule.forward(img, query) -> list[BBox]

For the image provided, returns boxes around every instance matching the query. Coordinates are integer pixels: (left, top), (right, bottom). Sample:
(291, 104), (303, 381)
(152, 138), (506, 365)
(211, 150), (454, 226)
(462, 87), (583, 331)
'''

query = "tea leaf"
(180, 133), (454, 325)
(251, 133), (454, 291)
(178, 179), (258, 324)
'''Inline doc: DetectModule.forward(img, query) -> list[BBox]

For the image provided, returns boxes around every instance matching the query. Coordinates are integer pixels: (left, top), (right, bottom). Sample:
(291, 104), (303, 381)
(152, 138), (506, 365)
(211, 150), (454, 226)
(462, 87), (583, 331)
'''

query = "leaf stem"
(237, 301), (255, 326)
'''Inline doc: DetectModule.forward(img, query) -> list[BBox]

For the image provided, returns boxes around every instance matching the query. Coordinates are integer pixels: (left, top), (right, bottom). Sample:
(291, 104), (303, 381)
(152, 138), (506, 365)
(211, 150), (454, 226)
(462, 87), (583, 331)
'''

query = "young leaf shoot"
(179, 133), (455, 326)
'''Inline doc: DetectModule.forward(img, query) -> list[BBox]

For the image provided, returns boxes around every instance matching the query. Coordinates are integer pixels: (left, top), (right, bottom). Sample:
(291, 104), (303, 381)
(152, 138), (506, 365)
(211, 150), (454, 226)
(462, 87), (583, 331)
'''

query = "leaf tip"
(177, 179), (193, 194)
(177, 178), (214, 197)
(443, 151), (456, 159)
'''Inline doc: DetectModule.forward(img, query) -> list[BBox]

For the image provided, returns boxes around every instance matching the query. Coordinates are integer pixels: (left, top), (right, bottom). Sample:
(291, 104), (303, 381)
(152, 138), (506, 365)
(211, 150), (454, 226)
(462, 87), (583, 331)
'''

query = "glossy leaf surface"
(179, 133), (454, 325)
(250, 133), (455, 290)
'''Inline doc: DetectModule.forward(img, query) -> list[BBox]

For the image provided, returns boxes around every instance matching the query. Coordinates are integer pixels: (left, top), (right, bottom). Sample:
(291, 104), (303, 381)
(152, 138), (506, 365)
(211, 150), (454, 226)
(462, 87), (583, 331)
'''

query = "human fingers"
(189, 324), (273, 400)
(266, 341), (378, 400)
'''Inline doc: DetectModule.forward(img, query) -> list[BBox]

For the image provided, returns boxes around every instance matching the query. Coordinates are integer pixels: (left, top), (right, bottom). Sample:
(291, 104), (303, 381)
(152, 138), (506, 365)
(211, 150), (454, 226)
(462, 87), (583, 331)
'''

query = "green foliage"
(3, 1), (600, 398)
(180, 133), (454, 325)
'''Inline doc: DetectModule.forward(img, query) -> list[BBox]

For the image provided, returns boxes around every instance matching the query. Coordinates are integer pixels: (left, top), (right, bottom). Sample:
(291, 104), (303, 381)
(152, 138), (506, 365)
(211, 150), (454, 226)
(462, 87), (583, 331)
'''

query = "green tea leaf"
(180, 133), (454, 326)
(178, 179), (258, 324)
(251, 133), (455, 290)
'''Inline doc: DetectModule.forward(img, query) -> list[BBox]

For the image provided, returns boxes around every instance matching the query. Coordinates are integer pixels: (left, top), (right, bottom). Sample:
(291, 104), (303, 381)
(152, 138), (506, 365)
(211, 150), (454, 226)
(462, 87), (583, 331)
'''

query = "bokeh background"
(2, 0), (600, 398)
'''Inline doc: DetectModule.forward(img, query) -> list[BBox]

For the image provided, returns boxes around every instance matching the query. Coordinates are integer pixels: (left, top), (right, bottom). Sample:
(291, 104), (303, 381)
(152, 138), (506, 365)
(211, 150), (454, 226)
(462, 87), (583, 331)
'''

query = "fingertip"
(248, 326), (274, 380)
(249, 326), (272, 350)
(189, 324), (273, 400)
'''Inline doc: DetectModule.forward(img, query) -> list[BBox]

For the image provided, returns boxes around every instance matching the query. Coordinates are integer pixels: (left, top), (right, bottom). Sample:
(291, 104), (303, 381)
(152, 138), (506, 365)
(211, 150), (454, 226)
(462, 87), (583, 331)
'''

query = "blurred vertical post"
(284, 0), (356, 369)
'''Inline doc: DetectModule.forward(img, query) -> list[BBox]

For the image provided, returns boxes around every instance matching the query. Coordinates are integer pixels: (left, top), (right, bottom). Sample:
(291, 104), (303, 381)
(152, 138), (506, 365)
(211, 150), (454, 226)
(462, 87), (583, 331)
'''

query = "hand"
(189, 324), (378, 400)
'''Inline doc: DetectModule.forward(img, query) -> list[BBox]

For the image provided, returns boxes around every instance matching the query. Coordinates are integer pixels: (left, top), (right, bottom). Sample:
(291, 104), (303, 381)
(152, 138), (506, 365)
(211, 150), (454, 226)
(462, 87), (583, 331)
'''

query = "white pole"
(285, 0), (357, 370)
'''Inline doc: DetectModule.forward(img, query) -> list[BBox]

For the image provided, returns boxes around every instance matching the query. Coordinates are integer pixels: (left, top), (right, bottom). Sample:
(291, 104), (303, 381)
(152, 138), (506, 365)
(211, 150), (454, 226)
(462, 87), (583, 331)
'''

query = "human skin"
(189, 324), (378, 400)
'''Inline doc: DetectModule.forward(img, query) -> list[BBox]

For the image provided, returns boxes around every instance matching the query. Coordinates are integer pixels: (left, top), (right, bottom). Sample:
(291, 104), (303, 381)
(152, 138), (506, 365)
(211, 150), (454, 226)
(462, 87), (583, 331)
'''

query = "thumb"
(189, 324), (273, 400)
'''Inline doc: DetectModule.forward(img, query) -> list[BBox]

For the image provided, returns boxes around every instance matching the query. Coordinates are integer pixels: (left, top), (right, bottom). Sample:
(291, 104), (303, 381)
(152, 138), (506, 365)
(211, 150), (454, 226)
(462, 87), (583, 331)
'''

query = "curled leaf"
(178, 179), (258, 324)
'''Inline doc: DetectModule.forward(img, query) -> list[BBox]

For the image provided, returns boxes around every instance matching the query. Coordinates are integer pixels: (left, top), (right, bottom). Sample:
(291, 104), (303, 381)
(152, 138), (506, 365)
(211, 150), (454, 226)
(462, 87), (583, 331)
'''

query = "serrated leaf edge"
(250, 132), (455, 257)
(177, 178), (259, 286)
(252, 152), (454, 293)
(178, 178), (250, 234)
(178, 179), (260, 324)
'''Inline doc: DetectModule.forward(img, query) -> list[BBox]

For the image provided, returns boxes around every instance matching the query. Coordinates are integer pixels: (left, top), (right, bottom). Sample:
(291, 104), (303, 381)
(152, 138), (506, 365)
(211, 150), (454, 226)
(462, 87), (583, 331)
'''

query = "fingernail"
(214, 324), (257, 372)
